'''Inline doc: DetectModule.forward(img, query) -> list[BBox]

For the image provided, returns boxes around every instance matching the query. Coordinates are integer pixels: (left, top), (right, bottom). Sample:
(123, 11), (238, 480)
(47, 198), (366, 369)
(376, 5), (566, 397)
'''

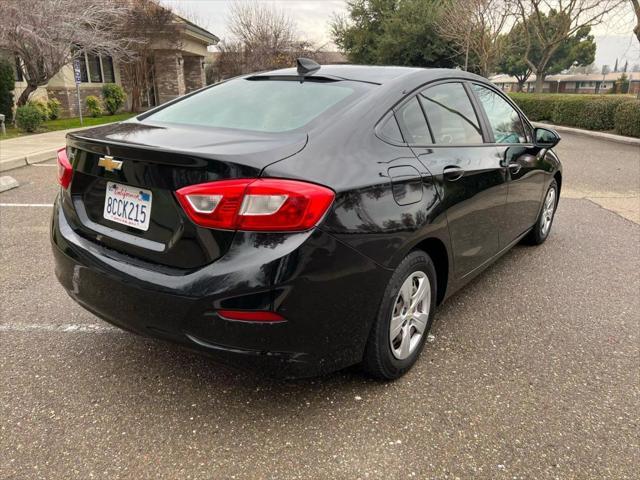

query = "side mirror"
(534, 127), (561, 148)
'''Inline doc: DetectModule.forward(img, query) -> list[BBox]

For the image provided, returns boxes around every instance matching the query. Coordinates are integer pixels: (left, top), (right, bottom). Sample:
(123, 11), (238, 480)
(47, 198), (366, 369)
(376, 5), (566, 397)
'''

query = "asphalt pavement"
(1, 132), (638, 479)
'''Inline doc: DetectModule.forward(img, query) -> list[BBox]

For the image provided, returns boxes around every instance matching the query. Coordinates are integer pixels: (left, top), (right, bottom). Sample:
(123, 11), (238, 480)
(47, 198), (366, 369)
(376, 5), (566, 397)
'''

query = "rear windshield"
(143, 78), (363, 133)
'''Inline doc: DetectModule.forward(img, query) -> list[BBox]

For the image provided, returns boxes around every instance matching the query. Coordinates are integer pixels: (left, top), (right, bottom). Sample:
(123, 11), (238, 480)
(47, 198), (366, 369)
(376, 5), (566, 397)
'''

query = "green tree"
(0, 57), (15, 121)
(498, 11), (595, 92)
(331, 0), (461, 68)
(497, 23), (532, 92)
(513, 0), (619, 93)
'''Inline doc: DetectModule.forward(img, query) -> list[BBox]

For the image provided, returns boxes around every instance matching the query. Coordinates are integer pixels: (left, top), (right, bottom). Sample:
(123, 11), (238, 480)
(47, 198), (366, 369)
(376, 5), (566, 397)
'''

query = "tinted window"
(419, 83), (483, 144)
(101, 56), (115, 83)
(87, 54), (102, 83)
(396, 97), (432, 144)
(472, 84), (527, 143)
(77, 55), (89, 83)
(379, 114), (404, 143)
(145, 79), (359, 133)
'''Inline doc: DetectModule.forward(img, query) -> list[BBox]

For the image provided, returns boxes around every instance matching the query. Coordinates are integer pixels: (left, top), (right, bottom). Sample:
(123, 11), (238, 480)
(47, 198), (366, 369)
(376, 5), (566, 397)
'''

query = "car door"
(470, 83), (547, 244)
(398, 81), (508, 279)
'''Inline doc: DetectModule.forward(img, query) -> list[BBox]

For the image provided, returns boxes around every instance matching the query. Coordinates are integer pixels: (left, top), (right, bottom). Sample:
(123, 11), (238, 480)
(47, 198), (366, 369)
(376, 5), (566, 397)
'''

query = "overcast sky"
(160, 0), (640, 68)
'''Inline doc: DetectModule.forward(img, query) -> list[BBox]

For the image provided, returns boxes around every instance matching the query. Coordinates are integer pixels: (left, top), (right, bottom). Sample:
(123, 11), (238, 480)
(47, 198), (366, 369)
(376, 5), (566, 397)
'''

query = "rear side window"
(144, 79), (359, 133)
(472, 84), (527, 143)
(396, 97), (432, 145)
(378, 114), (404, 143)
(419, 83), (483, 144)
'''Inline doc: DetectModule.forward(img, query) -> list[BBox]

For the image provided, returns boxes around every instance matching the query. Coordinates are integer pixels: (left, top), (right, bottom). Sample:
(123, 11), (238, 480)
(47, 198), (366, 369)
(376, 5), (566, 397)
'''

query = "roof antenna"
(296, 58), (321, 77)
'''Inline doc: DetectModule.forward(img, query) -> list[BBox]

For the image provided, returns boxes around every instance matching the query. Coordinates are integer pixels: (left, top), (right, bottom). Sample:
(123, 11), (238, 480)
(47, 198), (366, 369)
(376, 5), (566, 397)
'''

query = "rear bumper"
(51, 197), (391, 378)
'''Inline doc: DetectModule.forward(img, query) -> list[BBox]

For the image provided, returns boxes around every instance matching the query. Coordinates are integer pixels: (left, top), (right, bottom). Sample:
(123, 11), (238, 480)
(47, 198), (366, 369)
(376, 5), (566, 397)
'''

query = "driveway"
(1, 132), (638, 479)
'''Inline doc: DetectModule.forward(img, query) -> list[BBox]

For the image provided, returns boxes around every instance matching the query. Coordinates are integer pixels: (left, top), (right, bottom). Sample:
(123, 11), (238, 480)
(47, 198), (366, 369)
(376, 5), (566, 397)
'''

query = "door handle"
(508, 161), (522, 175)
(443, 166), (464, 182)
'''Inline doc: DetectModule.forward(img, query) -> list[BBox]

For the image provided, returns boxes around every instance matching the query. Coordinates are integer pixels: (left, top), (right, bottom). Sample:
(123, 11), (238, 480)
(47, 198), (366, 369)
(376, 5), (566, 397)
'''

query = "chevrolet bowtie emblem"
(98, 155), (123, 172)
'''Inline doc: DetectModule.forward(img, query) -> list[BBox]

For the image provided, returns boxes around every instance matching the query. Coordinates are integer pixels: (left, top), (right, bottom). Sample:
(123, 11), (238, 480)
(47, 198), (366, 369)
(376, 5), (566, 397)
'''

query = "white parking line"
(0, 323), (120, 333)
(0, 203), (53, 207)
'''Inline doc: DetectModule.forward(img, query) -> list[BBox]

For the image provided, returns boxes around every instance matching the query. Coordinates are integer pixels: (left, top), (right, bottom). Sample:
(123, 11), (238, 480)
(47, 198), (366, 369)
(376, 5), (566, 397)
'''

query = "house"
(8, 12), (218, 117)
(490, 72), (640, 94)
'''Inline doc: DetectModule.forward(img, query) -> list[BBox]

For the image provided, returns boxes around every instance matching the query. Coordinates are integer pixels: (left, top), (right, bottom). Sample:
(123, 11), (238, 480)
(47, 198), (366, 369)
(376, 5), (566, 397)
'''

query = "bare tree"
(512, 0), (628, 92)
(213, 0), (319, 78)
(228, 0), (296, 72)
(0, 0), (132, 106)
(632, 0), (640, 44)
(439, 0), (514, 77)
(116, 0), (183, 112)
(213, 40), (246, 80)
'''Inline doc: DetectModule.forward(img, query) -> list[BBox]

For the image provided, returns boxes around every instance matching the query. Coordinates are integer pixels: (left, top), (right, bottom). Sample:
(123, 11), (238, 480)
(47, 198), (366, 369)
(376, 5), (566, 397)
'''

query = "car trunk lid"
(62, 121), (307, 270)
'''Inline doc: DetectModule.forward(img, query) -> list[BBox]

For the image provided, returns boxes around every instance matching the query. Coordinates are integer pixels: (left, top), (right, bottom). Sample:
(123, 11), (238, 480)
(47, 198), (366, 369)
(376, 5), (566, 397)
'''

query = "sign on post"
(73, 58), (83, 125)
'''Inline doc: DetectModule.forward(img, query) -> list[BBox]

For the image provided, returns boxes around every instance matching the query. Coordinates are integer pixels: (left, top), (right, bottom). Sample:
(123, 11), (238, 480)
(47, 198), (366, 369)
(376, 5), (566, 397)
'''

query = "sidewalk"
(0, 127), (89, 172)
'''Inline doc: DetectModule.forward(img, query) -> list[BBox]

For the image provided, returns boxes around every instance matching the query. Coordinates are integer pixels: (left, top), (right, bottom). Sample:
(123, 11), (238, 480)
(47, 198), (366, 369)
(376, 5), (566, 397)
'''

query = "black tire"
(362, 250), (437, 380)
(523, 179), (558, 246)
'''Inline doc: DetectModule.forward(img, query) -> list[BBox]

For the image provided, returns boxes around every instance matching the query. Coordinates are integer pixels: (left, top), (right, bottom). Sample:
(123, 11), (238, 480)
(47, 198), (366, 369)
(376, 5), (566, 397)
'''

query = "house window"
(73, 49), (115, 84)
(87, 54), (102, 83)
(101, 56), (115, 83)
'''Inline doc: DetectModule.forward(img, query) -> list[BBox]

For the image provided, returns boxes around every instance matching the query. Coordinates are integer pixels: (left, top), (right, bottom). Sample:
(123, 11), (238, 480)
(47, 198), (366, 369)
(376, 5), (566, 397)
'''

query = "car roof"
(251, 64), (487, 86)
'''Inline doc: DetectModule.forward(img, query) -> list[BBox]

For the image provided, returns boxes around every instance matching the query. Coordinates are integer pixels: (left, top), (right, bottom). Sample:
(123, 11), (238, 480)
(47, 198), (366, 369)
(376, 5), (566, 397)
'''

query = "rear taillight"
(56, 147), (73, 189)
(175, 179), (334, 232)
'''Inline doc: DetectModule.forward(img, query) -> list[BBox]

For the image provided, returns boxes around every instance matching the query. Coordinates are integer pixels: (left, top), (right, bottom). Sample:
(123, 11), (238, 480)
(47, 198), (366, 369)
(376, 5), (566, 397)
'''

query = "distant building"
(490, 72), (640, 94)
(6, 13), (218, 117)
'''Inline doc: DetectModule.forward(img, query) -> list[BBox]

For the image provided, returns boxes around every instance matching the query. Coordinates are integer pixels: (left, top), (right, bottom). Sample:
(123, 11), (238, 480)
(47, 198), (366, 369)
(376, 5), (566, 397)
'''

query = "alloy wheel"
(540, 187), (556, 237)
(389, 271), (431, 360)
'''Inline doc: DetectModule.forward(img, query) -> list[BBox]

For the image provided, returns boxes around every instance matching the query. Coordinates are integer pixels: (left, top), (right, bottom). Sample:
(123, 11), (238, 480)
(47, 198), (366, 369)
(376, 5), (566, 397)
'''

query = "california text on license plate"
(103, 181), (152, 231)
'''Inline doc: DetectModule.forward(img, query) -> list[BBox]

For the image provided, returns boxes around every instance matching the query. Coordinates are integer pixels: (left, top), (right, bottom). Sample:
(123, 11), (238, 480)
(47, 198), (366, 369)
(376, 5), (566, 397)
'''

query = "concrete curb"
(533, 122), (640, 146)
(0, 148), (58, 172)
(0, 175), (19, 192)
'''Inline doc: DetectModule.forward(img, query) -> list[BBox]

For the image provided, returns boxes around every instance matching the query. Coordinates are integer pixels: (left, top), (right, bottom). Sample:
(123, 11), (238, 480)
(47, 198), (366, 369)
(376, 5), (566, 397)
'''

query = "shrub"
(0, 57), (14, 121)
(85, 95), (102, 117)
(27, 99), (50, 121)
(101, 83), (127, 115)
(47, 98), (61, 120)
(614, 101), (640, 138)
(510, 93), (636, 131)
(552, 96), (631, 131)
(509, 93), (558, 121)
(610, 74), (630, 95)
(15, 104), (45, 132)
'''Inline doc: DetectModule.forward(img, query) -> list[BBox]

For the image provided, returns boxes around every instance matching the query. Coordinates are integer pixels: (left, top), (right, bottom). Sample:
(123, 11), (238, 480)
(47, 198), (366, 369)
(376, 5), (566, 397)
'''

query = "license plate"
(103, 181), (152, 231)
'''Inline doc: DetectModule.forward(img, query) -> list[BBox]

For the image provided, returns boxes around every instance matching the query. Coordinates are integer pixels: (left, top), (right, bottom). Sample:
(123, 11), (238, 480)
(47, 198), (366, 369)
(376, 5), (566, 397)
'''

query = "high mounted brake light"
(175, 178), (335, 232)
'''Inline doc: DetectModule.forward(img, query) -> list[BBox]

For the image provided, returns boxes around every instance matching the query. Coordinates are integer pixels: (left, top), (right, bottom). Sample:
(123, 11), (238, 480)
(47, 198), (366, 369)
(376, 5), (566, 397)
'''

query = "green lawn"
(1, 112), (137, 141)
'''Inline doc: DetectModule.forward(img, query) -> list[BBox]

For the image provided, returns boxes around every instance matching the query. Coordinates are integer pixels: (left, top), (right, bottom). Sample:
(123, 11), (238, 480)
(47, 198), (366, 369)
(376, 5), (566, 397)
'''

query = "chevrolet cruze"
(51, 60), (562, 379)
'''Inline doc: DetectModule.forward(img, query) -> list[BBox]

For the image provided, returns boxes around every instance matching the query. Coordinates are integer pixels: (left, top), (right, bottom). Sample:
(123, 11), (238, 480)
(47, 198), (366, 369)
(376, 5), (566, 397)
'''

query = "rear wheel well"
(554, 171), (562, 195)
(412, 238), (448, 305)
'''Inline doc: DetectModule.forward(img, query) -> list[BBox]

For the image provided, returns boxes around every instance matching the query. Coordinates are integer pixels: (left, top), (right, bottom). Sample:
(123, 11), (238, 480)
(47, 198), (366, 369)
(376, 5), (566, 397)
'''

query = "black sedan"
(51, 60), (562, 379)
